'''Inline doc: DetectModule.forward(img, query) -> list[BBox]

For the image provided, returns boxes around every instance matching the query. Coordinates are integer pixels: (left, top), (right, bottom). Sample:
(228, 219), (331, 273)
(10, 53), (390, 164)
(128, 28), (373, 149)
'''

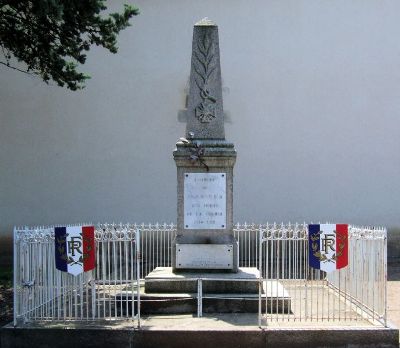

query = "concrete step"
(117, 267), (292, 315)
(144, 267), (261, 294)
(115, 292), (291, 315)
(2, 321), (399, 348)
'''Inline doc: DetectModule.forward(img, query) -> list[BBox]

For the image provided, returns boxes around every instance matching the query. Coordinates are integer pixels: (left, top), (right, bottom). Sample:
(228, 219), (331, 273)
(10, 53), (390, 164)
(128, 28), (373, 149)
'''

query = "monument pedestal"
(134, 267), (291, 314)
(172, 142), (238, 272)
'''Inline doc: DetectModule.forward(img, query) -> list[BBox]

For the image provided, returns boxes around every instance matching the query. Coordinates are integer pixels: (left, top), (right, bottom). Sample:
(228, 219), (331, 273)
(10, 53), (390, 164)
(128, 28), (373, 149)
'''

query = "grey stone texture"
(172, 142), (237, 271)
(186, 18), (224, 140)
(138, 267), (291, 314)
(172, 19), (238, 272)
(139, 295), (266, 314)
(145, 267), (260, 293)
(1, 324), (399, 348)
(174, 142), (236, 238)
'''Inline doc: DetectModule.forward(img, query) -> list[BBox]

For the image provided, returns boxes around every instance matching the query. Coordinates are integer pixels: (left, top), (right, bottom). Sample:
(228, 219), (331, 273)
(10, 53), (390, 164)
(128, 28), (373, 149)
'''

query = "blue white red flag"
(309, 224), (348, 273)
(55, 226), (95, 276)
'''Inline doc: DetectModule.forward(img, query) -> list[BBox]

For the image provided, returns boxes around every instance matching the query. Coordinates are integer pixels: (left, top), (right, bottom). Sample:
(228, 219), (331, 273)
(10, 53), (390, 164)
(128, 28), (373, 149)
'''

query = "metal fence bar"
(136, 229), (141, 328)
(13, 224), (141, 325)
(13, 223), (387, 327)
(326, 226), (386, 324)
(258, 224), (386, 326)
(13, 227), (18, 326)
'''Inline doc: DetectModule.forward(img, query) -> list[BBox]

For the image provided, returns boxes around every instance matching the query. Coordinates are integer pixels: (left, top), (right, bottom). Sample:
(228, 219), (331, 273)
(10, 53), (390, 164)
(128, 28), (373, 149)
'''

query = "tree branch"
(0, 2), (139, 90)
(0, 61), (34, 76)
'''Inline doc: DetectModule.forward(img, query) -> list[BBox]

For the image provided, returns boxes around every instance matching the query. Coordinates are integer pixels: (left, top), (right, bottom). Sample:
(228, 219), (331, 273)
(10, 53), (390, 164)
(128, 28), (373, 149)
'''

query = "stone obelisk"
(172, 18), (238, 272)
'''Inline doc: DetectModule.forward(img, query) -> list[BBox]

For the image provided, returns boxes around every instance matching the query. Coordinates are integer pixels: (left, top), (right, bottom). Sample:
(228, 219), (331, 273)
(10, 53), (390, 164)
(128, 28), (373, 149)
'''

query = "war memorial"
(1, 19), (398, 348)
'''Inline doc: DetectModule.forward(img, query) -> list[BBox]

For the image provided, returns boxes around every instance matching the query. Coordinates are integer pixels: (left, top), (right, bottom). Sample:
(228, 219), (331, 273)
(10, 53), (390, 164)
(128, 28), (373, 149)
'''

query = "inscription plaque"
(176, 244), (233, 269)
(184, 173), (226, 229)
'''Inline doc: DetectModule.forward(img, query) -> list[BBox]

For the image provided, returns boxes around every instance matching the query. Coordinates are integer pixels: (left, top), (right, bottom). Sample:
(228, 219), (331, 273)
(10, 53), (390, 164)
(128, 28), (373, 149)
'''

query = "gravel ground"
(0, 285), (12, 327)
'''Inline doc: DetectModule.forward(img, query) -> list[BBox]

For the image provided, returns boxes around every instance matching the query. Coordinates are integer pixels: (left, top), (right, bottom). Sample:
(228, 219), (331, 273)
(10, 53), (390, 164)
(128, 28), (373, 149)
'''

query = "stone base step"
(145, 267), (261, 294)
(115, 292), (291, 315)
(119, 267), (293, 314)
(3, 322), (399, 348)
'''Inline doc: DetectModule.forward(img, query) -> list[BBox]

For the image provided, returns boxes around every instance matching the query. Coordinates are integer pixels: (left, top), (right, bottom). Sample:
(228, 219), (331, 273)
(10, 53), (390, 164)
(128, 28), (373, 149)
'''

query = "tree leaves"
(0, 1), (139, 90)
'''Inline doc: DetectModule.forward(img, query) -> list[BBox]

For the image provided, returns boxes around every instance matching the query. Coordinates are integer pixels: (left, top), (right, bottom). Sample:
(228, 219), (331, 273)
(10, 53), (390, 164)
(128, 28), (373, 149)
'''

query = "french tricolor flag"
(309, 224), (348, 273)
(55, 226), (95, 276)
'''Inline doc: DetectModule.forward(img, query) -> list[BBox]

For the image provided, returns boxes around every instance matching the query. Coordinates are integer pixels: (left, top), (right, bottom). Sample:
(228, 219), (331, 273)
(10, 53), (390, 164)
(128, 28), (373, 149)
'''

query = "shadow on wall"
(388, 263), (400, 281)
(0, 235), (12, 268)
(387, 228), (400, 281)
(388, 228), (400, 261)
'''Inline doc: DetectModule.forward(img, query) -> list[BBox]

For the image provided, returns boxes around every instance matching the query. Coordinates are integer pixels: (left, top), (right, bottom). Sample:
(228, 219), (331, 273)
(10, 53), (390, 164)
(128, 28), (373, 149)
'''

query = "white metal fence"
(13, 224), (141, 327)
(258, 223), (387, 326)
(327, 226), (387, 324)
(13, 223), (387, 327)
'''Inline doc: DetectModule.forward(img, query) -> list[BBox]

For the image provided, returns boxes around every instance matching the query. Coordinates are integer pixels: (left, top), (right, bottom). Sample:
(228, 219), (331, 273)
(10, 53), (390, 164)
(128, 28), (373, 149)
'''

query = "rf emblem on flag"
(309, 224), (348, 273)
(55, 226), (96, 276)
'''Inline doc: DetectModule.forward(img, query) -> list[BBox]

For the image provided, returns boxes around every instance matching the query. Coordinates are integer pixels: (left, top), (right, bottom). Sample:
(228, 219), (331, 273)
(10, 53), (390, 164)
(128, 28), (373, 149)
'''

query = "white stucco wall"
(1, 0), (400, 234)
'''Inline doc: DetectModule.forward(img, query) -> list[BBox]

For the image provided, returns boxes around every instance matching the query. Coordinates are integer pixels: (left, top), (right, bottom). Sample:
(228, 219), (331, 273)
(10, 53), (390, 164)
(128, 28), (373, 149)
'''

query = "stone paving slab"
(2, 289), (399, 348)
(388, 280), (400, 330)
(1, 317), (398, 348)
(139, 313), (378, 330)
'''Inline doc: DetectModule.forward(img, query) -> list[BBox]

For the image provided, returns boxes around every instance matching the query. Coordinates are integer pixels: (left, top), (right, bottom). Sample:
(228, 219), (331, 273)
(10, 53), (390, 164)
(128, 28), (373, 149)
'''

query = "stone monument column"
(172, 18), (238, 272)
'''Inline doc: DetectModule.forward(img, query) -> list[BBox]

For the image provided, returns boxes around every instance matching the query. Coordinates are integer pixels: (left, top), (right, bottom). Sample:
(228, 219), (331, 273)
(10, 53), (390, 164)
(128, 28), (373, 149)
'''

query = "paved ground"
(387, 263), (400, 331)
(1, 263), (400, 332)
(141, 265), (400, 331)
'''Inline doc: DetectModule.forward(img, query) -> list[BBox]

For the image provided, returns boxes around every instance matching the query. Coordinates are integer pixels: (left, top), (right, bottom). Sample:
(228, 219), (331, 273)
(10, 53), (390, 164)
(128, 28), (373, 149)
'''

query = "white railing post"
(136, 228), (141, 328)
(383, 228), (387, 327)
(10, 222), (388, 326)
(197, 278), (202, 318)
(13, 226), (18, 326)
(258, 227), (263, 327)
(91, 271), (96, 320)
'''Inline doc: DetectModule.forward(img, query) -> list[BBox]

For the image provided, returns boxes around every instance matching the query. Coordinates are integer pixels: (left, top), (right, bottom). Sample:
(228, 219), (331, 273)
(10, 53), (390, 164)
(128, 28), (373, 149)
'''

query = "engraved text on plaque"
(184, 173), (226, 229)
(176, 244), (233, 269)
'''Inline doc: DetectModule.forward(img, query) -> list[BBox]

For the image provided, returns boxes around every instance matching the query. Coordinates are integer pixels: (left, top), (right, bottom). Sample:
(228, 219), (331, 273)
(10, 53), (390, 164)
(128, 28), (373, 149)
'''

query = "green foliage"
(0, 1), (139, 90)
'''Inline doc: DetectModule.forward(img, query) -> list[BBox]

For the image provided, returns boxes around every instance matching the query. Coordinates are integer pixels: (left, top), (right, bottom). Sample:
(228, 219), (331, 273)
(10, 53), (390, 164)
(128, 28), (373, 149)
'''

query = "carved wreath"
(193, 32), (217, 123)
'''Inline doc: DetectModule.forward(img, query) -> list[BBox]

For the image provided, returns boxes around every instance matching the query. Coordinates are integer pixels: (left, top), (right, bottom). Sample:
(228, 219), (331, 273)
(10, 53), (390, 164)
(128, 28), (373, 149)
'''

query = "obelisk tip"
(195, 17), (217, 26)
